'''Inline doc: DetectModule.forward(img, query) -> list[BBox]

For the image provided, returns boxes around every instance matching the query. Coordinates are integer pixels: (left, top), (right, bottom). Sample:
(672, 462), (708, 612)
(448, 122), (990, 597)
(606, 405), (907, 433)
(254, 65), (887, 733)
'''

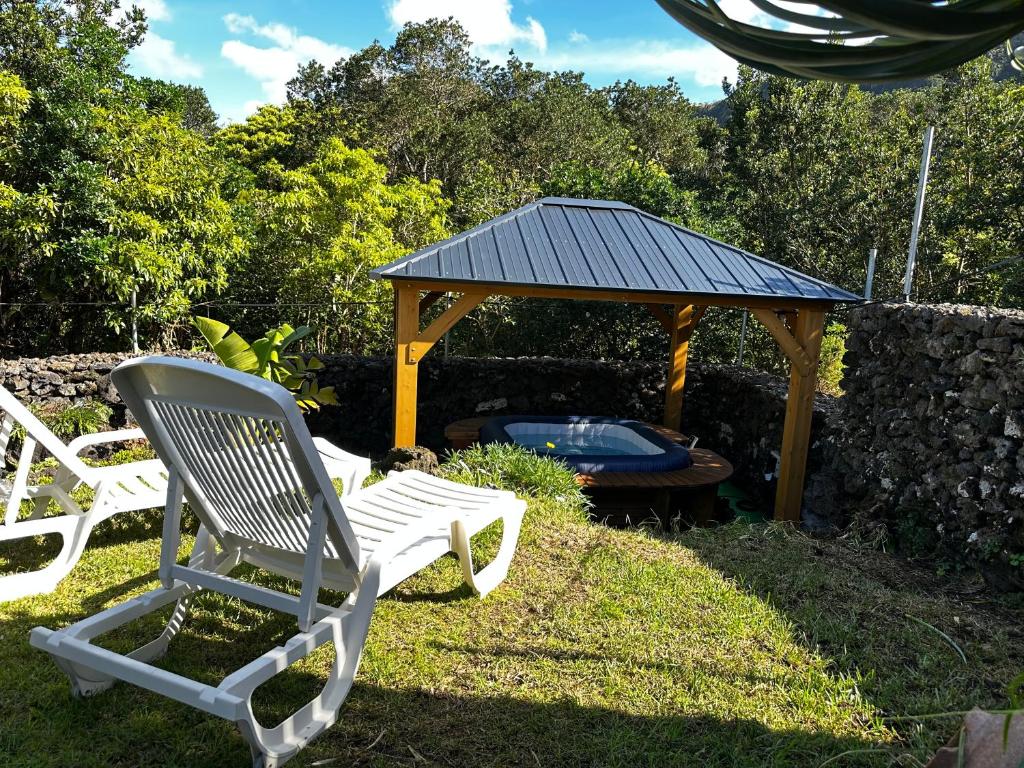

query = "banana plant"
(193, 316), (338, 411)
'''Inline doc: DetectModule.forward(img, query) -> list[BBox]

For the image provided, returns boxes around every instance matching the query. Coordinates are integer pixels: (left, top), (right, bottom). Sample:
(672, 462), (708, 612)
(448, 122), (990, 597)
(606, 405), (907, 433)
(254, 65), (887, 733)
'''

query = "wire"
(834, 252), (1024, 312)
(0, 299), (393, 308)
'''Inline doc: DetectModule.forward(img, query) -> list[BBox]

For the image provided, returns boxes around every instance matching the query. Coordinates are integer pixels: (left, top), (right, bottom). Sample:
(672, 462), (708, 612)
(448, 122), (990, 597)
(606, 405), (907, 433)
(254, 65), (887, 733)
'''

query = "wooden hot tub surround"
(445, 417), (733, 525)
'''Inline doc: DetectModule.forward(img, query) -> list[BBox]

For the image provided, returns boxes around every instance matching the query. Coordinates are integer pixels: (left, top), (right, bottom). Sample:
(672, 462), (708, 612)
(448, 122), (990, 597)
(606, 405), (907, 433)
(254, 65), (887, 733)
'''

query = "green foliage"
(194, 316), (337, 411)
(217, 104), (305, 171)
(544, 159), (705, 229)
(221, 131), (449, 353)
(0, 1), (237, 353)
(29, 400), (113, 440)
(132, 77), (219, 137)
(93, 106), (241, 345)
(439, 443), (590, 513)
(818, 323), (848, 396)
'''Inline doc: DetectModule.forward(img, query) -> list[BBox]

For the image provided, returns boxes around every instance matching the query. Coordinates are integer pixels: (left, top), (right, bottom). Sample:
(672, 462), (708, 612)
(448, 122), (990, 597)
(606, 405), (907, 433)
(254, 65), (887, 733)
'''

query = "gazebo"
(371, 198), (860, 522)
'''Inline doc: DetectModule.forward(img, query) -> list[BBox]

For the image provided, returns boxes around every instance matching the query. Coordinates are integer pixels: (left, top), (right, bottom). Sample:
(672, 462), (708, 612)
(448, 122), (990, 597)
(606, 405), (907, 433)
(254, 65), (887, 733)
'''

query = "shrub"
(818, 322), (848, 396)
(194, 316), (337, 411)
(30, 400), (113, 439)
(439, 443), (590, 513)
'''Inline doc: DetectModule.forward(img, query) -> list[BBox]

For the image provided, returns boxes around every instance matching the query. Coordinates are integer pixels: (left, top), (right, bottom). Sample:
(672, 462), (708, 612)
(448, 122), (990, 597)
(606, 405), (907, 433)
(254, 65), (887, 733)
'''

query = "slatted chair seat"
(31, 357), (526, 768)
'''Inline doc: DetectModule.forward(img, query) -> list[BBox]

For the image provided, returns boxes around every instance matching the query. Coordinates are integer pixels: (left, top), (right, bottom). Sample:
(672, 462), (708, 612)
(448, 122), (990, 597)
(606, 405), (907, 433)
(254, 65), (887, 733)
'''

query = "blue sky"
(123, 0), (753, 124)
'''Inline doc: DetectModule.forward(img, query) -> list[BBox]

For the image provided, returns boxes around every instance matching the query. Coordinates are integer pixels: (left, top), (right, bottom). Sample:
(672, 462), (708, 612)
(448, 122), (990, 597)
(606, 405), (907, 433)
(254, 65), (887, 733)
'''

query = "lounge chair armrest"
(313, 437), (371, 495)
(66, 428), (148, 455)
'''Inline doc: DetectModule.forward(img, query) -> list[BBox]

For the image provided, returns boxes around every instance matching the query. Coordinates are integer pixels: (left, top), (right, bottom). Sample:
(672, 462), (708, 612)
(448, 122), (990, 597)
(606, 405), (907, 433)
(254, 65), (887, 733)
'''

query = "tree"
(222, 134), (450, 353)
(133, 77), (219, 136)
(486, 60), (630, 188)
(715, 67), (875, 290)
(606, 78), (707, 182)
(288, 19), (492, 200)
(916, 60), (1024, 304)
(217, 104), (305, 172)
(91, 105), (242, 346)
(0, 0), (237, 352)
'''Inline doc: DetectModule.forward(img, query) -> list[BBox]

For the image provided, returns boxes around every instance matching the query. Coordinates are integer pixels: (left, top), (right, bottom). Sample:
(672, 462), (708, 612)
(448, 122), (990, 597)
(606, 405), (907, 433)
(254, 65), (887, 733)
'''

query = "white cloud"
(131, 31), (203, 79)
(220, 13), (351, 109)
(529, 40), (737, 88)
(388, 0), (546, 52)
(113, 1), (203, 81)
(716, 0), (838, 35)
(112, 0), (172, 23)
(568, 30), (589, 45)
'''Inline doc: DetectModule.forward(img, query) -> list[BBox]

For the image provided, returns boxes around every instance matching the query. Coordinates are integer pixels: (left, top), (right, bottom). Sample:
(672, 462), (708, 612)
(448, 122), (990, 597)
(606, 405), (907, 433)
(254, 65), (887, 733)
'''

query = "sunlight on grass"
(0, 452), (1020, 767)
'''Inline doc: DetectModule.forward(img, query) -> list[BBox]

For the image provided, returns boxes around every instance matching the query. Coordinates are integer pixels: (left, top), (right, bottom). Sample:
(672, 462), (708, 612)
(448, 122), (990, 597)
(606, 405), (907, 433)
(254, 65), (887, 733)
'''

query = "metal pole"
(130, 289), (139, 354)
(443, 293), (451, 359)
(736, 309), (748, 366)
(865, 248), (878, 299)
(903, 125), (935, 302)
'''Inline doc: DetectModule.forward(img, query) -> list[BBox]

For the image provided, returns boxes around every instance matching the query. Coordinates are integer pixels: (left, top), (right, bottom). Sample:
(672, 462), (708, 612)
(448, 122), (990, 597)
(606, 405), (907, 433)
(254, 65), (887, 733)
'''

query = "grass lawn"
(0, 449), (1021, 767)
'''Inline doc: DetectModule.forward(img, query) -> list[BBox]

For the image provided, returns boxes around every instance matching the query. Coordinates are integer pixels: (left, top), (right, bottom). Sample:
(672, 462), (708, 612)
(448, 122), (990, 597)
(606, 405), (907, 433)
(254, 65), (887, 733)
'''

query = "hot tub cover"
(479, 415), (693, 474)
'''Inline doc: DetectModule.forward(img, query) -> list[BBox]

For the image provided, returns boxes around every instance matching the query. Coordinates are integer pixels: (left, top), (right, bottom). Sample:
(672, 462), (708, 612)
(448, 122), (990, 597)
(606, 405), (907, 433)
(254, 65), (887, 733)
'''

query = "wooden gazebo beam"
(771, 308), (826, 522)
(388, 279), (833, 523)
(393, 279), (834, 311)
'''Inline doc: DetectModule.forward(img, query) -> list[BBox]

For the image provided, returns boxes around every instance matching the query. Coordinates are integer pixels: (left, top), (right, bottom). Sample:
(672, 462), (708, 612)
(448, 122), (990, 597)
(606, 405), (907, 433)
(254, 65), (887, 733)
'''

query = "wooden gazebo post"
(662, 304), (705, 432)
(392, 285), (421, 447)
(747, 306), (827, 521)
(392, 281), (488, 447)
(773, 308), (826, 521)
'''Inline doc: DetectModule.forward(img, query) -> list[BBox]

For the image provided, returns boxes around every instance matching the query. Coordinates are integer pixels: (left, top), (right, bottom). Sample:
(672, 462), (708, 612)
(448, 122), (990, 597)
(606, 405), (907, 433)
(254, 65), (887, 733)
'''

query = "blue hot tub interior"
(479, 416), (693, 474)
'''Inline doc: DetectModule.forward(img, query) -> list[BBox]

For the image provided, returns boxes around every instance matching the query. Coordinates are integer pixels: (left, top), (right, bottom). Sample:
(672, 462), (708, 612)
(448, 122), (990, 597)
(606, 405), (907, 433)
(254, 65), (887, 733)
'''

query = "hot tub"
(479, 416), (693, 474)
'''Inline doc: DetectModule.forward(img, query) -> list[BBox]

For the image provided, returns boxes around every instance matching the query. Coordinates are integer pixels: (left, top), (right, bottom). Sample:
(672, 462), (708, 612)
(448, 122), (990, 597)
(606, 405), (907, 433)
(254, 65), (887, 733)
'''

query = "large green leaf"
(250, 336), (277, 377)
(193, 316), (260, 374)
(194, 316), (338, 410)
(278, 324), (313, 348)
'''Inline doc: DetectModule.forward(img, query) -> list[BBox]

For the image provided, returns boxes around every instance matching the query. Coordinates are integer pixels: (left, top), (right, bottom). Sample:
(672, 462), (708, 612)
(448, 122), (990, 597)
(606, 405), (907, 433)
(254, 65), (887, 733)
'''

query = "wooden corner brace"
(750, 308), (812, 376)
(648, 304), (706, 337)
(407, 292), (488, 363)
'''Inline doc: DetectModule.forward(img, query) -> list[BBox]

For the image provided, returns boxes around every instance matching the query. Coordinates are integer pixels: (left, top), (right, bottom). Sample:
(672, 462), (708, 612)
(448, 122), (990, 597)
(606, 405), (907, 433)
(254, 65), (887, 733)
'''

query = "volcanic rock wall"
(4, 301), (1020, 585)
(808, 303), (1023, 587)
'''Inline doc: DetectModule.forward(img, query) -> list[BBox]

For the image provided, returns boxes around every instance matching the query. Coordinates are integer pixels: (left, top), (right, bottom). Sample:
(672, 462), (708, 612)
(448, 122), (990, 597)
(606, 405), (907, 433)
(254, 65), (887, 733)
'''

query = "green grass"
(0, 451), (1021, 767)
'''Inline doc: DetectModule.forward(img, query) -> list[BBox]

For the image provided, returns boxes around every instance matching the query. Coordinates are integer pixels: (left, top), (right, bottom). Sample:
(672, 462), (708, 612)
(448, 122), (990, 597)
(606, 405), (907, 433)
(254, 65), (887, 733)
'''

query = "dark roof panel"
(371, 198), (861, 304)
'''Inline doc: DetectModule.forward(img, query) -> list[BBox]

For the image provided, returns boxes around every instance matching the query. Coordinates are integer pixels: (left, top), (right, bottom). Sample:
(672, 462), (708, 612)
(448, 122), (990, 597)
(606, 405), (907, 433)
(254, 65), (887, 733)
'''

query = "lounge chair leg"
(0, 514), (93, 602)
(450, 506), (525, 598)
(230, 576), (380, 768)
(42, 532), (220, 697)
(123, 525), (220, 667)
(55, 654), (118, 698)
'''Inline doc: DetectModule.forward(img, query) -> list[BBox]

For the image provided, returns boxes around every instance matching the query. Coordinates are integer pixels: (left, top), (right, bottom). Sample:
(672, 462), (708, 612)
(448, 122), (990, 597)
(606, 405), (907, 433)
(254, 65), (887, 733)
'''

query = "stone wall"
(4, 303), (1021, 585)
(0, 353), (136, 424)
(306, 355), (823, 505)
(0, 351), (821, 507)
(808, 303), (1024, 588)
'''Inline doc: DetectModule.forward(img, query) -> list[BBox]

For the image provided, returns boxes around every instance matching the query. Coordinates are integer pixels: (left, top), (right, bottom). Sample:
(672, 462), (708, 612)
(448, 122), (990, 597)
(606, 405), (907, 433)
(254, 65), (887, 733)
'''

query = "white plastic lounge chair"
(0, 384), (169, 602)
(0, 381), (372, 604)
(31, 356), (525, 768)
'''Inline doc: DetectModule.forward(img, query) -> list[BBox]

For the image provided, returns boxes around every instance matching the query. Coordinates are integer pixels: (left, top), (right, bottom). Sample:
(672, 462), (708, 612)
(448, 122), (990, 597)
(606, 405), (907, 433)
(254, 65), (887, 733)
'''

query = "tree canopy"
(0, 6), (1021, 370)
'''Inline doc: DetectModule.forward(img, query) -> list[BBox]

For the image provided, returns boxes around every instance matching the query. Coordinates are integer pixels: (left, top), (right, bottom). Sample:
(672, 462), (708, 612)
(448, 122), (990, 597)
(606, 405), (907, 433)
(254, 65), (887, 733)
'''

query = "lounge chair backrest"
(0, 385), (92, 479)
(111, 357), (361, 574)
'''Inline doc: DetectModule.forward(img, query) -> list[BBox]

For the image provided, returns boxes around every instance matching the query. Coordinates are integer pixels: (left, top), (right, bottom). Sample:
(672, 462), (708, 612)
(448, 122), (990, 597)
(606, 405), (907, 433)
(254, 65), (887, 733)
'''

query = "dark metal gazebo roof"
(372, 197), (860, 304)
